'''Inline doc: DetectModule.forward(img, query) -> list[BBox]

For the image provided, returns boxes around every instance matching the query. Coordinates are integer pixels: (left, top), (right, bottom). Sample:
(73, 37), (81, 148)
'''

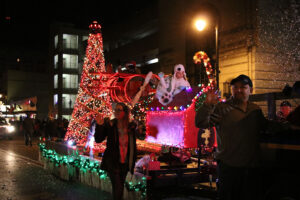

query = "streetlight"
(195, 19), (206, 31)
(194, 18), (219, 89)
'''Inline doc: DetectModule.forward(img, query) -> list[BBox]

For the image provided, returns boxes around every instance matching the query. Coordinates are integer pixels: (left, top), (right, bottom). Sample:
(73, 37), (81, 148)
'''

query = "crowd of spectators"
(13, 117), (69, 140)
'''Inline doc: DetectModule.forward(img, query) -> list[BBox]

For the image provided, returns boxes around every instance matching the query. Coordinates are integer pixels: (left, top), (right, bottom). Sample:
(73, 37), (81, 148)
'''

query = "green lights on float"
(38, 143), (147, 196)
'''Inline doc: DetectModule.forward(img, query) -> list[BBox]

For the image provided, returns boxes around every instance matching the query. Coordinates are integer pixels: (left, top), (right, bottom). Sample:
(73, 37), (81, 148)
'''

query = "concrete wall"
(254, 0), (300, 94)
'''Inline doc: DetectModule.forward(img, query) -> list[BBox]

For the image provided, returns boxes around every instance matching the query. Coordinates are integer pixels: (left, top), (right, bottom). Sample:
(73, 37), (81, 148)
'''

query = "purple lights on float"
(186, 87), (193, 92)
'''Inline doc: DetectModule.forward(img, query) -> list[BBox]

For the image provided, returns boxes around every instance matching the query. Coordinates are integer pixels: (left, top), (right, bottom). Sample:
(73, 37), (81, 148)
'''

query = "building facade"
(0, 46), (49, 120)
(49, 23), (88, 120)
(6, 70), (49, 120)
(103, 0), (300, 100)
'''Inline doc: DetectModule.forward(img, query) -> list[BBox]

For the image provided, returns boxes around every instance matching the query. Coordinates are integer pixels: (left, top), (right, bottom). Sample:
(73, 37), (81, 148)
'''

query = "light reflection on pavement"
(0, 136), (111, 200)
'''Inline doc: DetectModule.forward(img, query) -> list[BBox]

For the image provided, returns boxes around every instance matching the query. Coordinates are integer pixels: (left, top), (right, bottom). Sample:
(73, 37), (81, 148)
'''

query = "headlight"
(6, 125), (15, 133)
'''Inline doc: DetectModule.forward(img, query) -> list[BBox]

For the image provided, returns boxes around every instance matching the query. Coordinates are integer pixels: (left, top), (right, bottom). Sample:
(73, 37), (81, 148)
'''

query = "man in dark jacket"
(195, 75), (291, 200)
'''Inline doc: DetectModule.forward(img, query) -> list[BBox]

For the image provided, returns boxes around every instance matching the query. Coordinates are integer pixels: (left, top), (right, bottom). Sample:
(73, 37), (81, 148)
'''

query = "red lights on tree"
(65, 21), (112, 144)
(89, 21), (101, 34)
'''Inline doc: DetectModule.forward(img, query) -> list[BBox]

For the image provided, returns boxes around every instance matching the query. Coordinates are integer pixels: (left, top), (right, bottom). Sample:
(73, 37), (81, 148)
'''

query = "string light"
(65, 21), (112, 145)
(193, 51), (216, 88)
(38, 143), (147, 197)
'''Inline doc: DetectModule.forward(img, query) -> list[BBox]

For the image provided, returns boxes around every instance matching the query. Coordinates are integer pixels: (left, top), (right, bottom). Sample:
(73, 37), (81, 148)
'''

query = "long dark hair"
(115, 102), (130, 127)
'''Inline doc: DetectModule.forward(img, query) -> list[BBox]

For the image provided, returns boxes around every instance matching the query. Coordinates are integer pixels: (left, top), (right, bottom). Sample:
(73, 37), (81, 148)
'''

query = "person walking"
(95, 103), (137, 200)
(195, 74), (292, 200)
(22, 113), (35, 146)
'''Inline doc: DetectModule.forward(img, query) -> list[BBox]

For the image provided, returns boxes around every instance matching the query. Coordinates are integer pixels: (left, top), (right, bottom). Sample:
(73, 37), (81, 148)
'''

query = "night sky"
(1, 0), (149, 52)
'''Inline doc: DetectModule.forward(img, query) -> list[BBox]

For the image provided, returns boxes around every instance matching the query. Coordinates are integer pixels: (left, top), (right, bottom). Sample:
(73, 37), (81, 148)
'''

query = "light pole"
(215, 23), (219, 90)
(194, 19), (219, 89)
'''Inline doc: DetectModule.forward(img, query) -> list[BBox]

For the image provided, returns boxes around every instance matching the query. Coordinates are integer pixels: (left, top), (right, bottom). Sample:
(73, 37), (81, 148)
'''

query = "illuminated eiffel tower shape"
(64, 21), (112, 144)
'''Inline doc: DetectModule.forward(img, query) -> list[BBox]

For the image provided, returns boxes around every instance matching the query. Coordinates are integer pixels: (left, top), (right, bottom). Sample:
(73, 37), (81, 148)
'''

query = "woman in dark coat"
(95, 102), (137, 200)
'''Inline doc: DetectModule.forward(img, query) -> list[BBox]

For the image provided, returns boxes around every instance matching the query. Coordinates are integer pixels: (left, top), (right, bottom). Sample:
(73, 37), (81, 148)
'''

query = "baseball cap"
(230, 74), (253, 87)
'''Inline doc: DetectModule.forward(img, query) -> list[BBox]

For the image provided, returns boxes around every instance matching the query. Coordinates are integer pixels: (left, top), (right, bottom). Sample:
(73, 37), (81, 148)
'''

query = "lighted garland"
(132, 94), (155, 121)
(125, 178), (147, 196)
(192, 51), (220, 111)
(40, 144), (99, 171)
(193, 51), (216, 87)
(193, 85), (209, 112)
(39, 143), (147, 197)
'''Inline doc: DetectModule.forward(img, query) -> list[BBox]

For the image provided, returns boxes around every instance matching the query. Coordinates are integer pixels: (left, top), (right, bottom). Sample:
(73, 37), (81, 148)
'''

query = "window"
(63, 34), (78, 49)
(146, 58), (159, 65)
(54, 74), (58, 89)
(62, 94), (76, 109)
(53, 94), (58, 105)
(70, 55), (78, 69)
(63, 54), (78, 69)
(54, 55), (58, 69)
(62, 115), (71, 120)
(62, 74), (78, 89)
(63, 38), (67, 49)
(54, 35), (58, 48)
(82, 35), (88, 41)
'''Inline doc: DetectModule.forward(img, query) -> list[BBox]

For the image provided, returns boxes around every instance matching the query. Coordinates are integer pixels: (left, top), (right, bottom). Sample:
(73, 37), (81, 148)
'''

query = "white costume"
(156, 73), (174, 105)
(155, 64), (191, 105)
(171, 64), (191, 95)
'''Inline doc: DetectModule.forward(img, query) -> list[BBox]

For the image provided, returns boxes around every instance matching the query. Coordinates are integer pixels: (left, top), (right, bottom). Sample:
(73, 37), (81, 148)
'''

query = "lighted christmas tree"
(65, 21), (112, 144)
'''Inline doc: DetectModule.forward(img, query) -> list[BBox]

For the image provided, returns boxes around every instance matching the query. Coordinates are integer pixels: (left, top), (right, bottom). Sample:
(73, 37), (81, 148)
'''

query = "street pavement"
(0, 136), (112, 200)
(0, 134), (215, 200)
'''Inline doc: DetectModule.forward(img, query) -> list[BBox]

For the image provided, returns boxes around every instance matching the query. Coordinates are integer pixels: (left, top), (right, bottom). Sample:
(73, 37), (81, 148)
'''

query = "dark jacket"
(95, 119), (137, 174)
(195, 99), (290, 167)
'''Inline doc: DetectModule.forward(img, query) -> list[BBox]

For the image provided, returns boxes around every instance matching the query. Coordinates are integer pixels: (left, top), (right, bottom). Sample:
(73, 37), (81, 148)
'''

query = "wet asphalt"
(0, 143), (111, 200)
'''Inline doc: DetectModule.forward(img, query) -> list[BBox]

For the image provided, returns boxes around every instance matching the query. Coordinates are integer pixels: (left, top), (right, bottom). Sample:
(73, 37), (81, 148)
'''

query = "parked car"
(0, 117), (15, 139)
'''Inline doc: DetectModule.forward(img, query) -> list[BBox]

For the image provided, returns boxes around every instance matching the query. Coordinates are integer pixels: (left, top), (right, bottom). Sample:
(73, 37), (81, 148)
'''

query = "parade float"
(38, 21), (218, 199)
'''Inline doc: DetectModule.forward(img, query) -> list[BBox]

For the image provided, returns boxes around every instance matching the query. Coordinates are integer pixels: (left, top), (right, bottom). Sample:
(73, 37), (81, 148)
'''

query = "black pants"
(24, 131), (33, 146)
(217, 161), (262, 200)
(107, 163), (128, 200)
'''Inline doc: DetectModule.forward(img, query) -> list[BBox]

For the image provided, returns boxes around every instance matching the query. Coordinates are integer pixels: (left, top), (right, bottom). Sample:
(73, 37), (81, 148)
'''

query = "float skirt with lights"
(38, 142), (147, 199)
